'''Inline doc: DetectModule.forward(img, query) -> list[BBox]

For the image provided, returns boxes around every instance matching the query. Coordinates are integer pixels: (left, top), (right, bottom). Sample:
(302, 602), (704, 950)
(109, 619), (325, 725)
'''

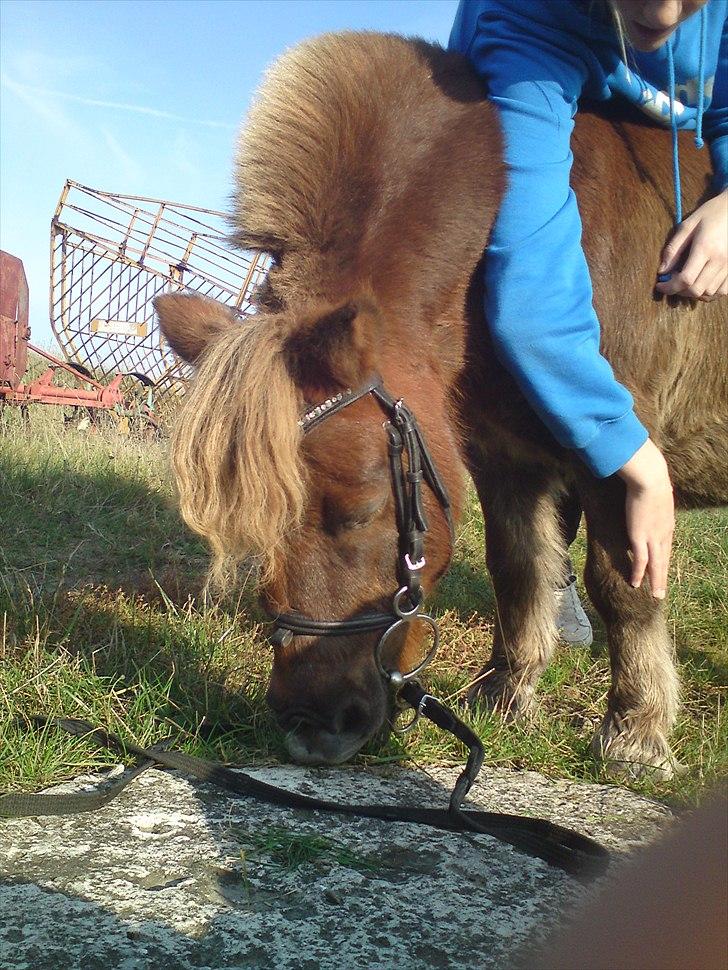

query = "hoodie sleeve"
(704, 12), (728, 191)
(455, 3), (648, 477)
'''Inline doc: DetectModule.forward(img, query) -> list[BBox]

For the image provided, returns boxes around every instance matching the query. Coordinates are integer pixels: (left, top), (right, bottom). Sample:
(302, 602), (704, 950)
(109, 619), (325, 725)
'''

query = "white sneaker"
(554, 575), (593, 646)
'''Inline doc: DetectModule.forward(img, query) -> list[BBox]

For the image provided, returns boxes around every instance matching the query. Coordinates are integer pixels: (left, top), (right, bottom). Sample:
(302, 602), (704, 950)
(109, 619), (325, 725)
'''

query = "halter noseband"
(270, 375), (454, 687)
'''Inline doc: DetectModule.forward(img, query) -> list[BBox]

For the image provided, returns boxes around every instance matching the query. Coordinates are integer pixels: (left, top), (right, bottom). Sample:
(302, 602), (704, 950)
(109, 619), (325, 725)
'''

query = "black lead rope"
(0, 694), (610, 880)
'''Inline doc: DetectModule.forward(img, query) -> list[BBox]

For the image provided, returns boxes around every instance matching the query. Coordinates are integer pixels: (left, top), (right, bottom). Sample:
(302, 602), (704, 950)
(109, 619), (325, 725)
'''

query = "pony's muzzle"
(267, 666), (390, 765)
(275, 700), (376, 765)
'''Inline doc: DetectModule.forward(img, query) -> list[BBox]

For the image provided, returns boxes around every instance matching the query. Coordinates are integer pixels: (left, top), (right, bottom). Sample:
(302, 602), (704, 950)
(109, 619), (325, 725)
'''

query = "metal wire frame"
(50, 180), (270, 400)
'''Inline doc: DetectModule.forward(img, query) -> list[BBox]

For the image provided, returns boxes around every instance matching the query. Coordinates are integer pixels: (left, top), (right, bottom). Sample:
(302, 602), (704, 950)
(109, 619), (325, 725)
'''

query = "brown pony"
(155, 32), (727, 776)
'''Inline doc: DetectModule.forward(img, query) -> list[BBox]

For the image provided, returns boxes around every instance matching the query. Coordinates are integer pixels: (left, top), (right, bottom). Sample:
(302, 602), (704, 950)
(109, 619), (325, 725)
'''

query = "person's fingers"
(656, 245), (709, 296)
(702, 267), (728, 301)
(683, 260), (720, 301)
(630, 541), (649, 589)
(647, 539), (670, 599)
(659, 218), (696, 273)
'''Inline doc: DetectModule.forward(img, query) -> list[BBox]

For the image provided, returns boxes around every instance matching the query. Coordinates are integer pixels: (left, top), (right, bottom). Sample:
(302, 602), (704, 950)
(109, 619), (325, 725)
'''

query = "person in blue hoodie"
(449, 0), (727, 641)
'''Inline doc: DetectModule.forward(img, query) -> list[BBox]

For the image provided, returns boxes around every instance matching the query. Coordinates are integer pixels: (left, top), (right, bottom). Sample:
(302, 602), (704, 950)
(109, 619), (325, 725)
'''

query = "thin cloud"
(1, 75), (236, 130)
(1, 75), (90, 145)
(100, 128), (143, 186)
(170, 130), (201, 179)
(11, 50), (99, 82)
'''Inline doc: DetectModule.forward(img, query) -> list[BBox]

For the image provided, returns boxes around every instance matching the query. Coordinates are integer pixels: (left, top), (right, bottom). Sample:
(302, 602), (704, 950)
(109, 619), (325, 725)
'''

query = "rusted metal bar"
(138, 203), (165, 265)
(0, 373), (124, 409)
(26, 343), (106, 390)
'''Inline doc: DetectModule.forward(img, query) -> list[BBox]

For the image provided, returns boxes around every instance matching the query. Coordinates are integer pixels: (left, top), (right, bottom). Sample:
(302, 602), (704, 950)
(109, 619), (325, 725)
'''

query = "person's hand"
(655, 188), (728, 302)
(617, 439), (674, 599)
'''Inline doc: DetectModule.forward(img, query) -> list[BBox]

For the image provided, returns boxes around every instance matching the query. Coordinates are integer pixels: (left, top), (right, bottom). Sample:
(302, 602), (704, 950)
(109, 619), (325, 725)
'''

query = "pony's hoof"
(590, 719), (681, 780)
(467, 671), (535, 721)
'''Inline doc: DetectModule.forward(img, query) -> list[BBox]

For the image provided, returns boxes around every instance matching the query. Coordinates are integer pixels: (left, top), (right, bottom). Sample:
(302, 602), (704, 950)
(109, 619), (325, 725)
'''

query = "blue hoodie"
(449, 0), (727, 477)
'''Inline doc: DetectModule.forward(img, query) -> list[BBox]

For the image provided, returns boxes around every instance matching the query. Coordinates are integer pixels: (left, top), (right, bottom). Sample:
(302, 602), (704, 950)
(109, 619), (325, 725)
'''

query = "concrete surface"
(0, 763), (673, 970)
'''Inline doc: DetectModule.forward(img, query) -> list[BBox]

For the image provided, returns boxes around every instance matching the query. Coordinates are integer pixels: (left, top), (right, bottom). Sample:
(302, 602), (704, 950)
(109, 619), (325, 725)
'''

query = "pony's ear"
(154, 293), (238, 364)
(283, 300), (382, 396)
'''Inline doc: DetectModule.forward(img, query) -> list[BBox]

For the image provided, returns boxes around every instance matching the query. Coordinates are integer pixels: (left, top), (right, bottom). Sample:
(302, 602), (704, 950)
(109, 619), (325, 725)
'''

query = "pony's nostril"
(278, 703), (370, 739)
(279, 708), (327, 732)
(339, 703), (369, 736)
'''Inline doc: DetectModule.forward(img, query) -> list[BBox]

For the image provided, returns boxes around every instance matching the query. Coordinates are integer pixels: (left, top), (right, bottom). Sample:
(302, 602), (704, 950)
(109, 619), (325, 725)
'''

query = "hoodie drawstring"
(667, 36), (683, 224)
(666, 6), (707, 228)
(695, 4), (706, 150)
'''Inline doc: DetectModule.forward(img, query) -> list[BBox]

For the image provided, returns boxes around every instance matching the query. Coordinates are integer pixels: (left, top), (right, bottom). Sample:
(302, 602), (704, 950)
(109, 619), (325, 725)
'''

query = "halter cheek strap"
(270, 375), (454, 686)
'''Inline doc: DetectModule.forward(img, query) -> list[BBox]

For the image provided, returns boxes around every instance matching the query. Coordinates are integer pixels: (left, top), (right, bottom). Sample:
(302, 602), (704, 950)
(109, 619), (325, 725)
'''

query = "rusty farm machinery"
(1, 180), (269, 424)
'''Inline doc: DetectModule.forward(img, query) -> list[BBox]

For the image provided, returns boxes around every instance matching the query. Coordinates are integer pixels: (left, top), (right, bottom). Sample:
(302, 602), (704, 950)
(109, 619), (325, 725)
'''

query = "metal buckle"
(392, 689), (436, 735)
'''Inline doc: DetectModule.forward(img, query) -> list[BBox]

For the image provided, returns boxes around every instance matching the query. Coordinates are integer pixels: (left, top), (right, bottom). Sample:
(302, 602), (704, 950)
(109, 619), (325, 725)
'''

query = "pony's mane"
(171, 314), (304, 586)
(171, 33), (502, 588)
(233, 32), (416, 278)
(232, 32), (494, 309)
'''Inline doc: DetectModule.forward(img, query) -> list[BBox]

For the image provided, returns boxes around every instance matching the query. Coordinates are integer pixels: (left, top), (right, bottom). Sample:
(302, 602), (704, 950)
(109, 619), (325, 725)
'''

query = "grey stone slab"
(0, 764), (673, 970)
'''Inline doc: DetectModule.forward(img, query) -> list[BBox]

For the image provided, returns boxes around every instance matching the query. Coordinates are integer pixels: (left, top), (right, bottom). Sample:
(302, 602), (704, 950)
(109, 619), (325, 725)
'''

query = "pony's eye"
(323, 494), (387, 534)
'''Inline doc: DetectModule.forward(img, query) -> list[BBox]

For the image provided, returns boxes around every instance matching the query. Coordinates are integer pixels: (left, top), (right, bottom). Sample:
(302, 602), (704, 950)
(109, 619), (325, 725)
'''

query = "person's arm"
(617, 439), (674, 598)
(470, 32), (647, 476)
(656, 14), (728, 302)
(703, 10), (728, 193)
(458, 2), (673, 596)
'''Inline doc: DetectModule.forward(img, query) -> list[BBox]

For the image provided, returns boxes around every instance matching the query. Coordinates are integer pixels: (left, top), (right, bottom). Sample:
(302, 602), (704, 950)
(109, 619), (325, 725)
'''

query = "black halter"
(271, 375), (454, 686)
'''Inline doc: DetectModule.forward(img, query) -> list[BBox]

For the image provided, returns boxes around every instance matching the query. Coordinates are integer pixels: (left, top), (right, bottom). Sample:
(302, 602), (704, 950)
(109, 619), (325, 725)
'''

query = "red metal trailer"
(0, 251), (29, 391)
(1, 249), (137, 416)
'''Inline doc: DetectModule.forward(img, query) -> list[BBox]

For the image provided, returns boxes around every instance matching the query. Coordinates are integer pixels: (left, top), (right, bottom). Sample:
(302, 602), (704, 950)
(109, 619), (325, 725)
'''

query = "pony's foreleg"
(579, 476), (679, 779)
(469, 457), (567, 717)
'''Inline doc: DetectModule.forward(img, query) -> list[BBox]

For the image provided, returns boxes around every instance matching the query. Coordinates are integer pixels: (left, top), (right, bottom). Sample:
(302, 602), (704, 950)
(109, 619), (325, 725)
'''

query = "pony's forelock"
(171, 314), (305, 589)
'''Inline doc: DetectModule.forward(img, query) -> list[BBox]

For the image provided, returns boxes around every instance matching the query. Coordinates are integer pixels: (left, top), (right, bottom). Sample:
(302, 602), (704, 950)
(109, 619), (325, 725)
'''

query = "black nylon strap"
(0, 713), (610, 879)
(0, 718), (175, 815)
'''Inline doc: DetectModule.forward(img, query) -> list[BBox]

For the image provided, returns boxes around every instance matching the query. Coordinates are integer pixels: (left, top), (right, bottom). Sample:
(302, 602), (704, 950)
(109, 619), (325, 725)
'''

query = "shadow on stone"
(0, 760), (673, 970)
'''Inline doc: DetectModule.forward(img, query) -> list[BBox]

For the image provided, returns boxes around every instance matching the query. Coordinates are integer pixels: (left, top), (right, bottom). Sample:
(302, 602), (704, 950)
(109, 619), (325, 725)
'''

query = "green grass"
(239, 825), (383, 873)
(1, 396), (726, 810)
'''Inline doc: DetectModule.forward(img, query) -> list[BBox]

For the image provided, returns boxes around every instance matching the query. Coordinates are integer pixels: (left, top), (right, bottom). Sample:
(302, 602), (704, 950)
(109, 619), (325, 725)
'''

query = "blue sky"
(1, 0), (458, 346)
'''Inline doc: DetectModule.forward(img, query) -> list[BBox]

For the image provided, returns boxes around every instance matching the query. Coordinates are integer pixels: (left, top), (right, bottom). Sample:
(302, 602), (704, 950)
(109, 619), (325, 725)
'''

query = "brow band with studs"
(297, 377), (386, 435)
(299, 391), (348, 428)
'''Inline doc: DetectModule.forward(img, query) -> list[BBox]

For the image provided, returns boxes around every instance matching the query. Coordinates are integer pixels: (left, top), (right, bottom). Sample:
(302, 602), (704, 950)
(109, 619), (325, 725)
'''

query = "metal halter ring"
(374, 613), (440, 687)
(392, 586), (422, 619)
